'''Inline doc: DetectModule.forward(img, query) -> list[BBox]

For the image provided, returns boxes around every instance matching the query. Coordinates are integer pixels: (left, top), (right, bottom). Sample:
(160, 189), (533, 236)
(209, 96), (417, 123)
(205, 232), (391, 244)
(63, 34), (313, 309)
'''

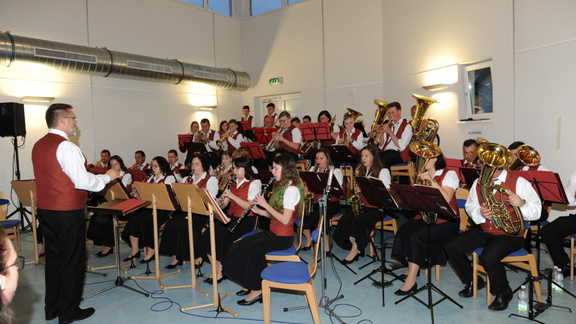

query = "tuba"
(367, 99), (389, 146)
(477, 143), (525, 235)
(508, 144), (541, 171)
(410, 140), (442, 224)
(411, 94), (439, 143)
(463, 137), (489, 168)
(349, 162), (364, 216)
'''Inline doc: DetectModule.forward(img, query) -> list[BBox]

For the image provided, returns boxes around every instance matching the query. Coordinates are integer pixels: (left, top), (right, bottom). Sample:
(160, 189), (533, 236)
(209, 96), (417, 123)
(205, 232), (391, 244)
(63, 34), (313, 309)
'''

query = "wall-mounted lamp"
(20, 96), (55, 103)
(198, 106), (217, 111)
(422, 84), (451, 92)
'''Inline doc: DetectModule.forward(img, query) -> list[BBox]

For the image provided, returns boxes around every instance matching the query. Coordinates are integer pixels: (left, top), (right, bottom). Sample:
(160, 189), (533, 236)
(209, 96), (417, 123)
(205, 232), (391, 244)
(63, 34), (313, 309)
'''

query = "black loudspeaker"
(0, 102), (26, 137)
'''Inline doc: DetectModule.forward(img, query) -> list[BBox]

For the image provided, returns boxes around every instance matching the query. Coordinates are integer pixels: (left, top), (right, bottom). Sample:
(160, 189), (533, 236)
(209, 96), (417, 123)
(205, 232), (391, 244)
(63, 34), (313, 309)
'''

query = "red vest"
(382, 119), (411, 162)
(414, 169), (459, 224)
(226, 132), (242, 153)
(32, 133), (88, 210)
(270, 185), (299, 237)
(475, 173), (524, 237)
(279, 125), (301, 155)
(228, 179), (255, 217)
(241, 116), (253, 128)
(187, 173), (212, 188)
(338, 128), (362, 155)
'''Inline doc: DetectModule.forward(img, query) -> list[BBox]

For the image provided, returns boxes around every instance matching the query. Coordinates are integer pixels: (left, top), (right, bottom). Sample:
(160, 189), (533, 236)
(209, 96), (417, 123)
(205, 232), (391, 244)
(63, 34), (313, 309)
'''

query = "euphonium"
(350, 162), (364, 216)
(463, 137), (489, 168)
(410, 140), (442, 224)
(477, 143), (525, 235)
(367, 99), (389, 146)
(411, 94), (439, 143)
(508, 144), (541, 171)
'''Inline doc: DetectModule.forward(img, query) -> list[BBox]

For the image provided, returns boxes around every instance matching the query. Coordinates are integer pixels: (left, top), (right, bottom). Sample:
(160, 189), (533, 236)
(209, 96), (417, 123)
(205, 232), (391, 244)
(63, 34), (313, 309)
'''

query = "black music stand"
(354, 121), (367, 136)
(84, 199), (151, 299)
(242, 129), (258, 143)
(507, 170), (574, 323)
(352, 177), (401, 306)
(391, 183), (462, 323)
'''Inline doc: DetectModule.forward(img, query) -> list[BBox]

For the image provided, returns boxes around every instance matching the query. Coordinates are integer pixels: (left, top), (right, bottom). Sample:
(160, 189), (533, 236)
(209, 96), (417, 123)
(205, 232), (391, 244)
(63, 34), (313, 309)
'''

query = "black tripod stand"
(7, 135), (32, 231)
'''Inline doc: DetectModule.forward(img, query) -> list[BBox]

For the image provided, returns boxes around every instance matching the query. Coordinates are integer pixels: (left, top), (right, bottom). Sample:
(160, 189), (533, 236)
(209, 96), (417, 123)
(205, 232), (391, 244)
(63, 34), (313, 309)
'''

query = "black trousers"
(333, 207), (380, 252)
(444, 227), (525, 295)
(87, 212), (114, 247)
(379, 149), (404, 172)
(540, 215), (576, 268)
(37, 209), (87, 318)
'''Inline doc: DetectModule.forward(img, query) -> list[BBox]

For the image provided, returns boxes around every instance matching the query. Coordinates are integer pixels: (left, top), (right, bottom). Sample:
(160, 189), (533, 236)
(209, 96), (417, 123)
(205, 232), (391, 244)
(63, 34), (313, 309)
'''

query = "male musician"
(508, 141), (549, 171)
(377, 102), (412, 171)
(444, 165), (541, 311)
(32, 103), (120, 323)
(168, 149), (183, 170)
(540, 170), (576, 278)
(336, 112), (364, 155)
(302, 115), (311, 124)
(264, 102), (278, 126)
(200, 118), (222, 167)
(270, 111), (301, 162)
(133, 150), (150, 170)
(240, 105), (253, 129)
(94, 149), (111, 168)
(291, 117), (301, 129)
(263, 115), (276, 129)
(462, 139), (479, 166)
(222, 119), (244, 154)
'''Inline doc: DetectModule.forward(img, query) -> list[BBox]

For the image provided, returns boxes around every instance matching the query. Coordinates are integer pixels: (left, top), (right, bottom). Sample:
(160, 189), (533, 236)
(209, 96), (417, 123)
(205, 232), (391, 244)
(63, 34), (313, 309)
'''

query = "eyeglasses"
(0, 256), (25, 272)
(63, 116), (78, 121)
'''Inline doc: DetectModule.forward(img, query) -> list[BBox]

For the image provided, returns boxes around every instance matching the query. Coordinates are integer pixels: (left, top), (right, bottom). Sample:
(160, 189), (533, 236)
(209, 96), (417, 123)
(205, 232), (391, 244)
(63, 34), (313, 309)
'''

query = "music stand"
(354, 121), (367, 136)
(84, 198), (151, 299)
(391, 184), (462, 323)
(240, 142), (266, 160)
(242, 128), (258, 143)
(127, 169), (148, 182)
(253, 128), (277, 145)
(507, 170), (574, 323)
(10, 180), (43, 264)
(130, 182), (181, 287)
(181, 187), (237, 318)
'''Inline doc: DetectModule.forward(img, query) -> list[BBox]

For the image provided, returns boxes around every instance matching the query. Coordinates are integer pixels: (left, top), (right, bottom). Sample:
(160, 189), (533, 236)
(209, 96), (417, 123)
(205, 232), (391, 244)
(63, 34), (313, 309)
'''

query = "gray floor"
(11, 225), (576, 324)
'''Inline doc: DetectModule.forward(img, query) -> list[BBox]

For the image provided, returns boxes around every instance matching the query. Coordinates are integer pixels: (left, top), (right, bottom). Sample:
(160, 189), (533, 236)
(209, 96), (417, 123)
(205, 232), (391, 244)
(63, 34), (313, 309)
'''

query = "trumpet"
(229, 177), (275, 234)
(216, 130), (231, 147)
(266, 128), (286, 151)
(129, 162), (139, 170)
(92, 159), (105, 168)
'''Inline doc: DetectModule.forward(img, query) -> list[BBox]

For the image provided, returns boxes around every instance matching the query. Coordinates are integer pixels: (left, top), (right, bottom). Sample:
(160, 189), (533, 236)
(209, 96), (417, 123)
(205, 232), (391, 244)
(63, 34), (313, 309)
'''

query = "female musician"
(159, 153), (218, 269)
(335, 112), (364, 156)
(121, 156), (176, 263)
(391, 153), (459, 295)
(302, 147), (343, 252)
(222, 154), (304, 305)
(219, 120), (229, 134)
(87, 155), (133, 257)
(231, 148), (259, 174)
(0, 228), (20, 323)
(317, 110), (338, 144)
(213, 150), (233, 194)
(333, 145), (391, 263)
(199, 157), (262, 283)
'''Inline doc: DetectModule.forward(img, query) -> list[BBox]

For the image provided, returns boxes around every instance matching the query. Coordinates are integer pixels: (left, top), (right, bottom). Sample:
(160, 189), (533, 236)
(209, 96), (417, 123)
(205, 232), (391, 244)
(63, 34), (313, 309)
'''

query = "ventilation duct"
(0, 32), (250, 91)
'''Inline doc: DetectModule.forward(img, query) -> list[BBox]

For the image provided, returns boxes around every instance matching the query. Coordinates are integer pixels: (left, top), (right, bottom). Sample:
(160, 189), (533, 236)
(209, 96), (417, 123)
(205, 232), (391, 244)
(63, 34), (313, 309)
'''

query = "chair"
(570, 233), (576, 280)
(390, 162), (415, 184)
(456, 188), (471, 232)
(296, 159), (309, 171)
(265, 208), (305, 263)
(0, 191), (21, 251)
(472, 223), (542, 305)
(261, 217), (323, 324)
(368, 215), (397, 258)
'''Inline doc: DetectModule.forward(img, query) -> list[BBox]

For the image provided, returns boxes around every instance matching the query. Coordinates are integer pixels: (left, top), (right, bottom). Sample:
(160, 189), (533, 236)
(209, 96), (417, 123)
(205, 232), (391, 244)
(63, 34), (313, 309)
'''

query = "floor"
(11, 220), (576, 324)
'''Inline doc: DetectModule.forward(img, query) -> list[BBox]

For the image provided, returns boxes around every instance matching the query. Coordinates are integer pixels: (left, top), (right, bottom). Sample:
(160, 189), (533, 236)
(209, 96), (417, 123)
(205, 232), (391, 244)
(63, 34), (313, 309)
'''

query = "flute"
(228, 177), (275, 234)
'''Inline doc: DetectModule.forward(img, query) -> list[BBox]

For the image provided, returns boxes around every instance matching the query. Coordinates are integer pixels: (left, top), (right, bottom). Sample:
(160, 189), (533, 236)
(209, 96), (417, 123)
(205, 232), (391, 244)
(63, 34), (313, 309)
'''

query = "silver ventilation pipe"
(0, 32), (250, 91)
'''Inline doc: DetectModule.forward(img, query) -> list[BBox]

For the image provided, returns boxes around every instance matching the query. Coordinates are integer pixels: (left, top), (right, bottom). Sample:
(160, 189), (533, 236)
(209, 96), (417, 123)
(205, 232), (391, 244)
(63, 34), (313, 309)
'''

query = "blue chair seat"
(267, 246), (297, 256)
(474, 247), (529, 257)
(1, 220), (21, 229)
(0, 199), (9, 206)
(240, 229), (259, 239)
(391, 163), (409, 167)
(261, 261), (310, 284)
(571, 233), (576, 239)
(375, 215), (394, 224)
(457, 198), (466, 209)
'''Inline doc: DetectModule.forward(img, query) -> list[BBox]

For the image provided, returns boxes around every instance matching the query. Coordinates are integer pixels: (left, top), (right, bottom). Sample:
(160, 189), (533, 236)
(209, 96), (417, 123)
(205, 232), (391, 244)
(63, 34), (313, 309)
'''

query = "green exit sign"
(269, 77), (282, 85)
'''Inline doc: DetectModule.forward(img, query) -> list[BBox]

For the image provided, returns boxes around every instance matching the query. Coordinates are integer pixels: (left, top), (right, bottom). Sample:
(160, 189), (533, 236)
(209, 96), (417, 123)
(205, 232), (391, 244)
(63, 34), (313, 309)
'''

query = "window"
(209, 0), (231, 16)
(181, 0), (203, 7)
(251, 0), (282, 16)
(288, 0), (306, 4)
(460, 60), (493, 121)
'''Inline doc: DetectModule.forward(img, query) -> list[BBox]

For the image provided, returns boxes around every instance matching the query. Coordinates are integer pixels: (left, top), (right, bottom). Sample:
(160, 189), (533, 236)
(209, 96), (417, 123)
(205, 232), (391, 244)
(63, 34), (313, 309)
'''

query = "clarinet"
(228, 177), (275, 234)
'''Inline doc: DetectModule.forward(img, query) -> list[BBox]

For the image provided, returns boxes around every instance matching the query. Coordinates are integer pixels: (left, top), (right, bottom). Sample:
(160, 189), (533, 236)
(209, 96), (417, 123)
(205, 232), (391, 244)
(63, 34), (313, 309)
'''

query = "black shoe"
(58, 307), (95, 324)
(341, 254), (359, 265)
(46, 313), (58, 321)
(300, 244), (312, 251)
(561, 265), (571, 278)
(165, 260), (183, 269)
(394, 283), (418, 296)
(39, 252), (45, 258)
(236, 289), (251, 296)
(123, 251), (141, 262)
(96, 247), (113, 258)
(488, 287), (513, 311)
(139, 255), (155, 264)
(205, 275), (226, 285)
(237, 294), (263, 306)
(458, 277), (486, 298)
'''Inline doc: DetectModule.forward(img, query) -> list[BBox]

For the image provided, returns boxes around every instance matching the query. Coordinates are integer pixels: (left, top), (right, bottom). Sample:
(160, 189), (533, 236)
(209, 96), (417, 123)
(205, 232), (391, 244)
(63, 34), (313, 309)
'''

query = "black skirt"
(199, 214), (257, 263)
(158, 211), (206, 261)
(391, 219), (459, 268)
(332, 207), (380, 252)
(120, 209), (171, 249)
(87, 213), (114, 247)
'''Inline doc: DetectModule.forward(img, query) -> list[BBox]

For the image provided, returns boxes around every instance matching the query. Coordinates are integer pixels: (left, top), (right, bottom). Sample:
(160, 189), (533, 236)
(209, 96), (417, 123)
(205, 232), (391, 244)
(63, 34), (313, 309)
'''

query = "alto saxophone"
(350, 162), (364, 216)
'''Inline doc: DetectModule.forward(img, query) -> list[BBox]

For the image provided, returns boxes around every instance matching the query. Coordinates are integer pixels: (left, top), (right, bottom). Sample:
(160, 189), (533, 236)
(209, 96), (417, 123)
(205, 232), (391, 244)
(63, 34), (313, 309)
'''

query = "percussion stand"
(6, 135), (32, 231)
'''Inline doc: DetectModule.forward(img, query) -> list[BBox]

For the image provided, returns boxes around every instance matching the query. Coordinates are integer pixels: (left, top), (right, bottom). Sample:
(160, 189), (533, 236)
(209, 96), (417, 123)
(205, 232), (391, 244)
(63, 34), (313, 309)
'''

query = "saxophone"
(477, 143), (525, 235)
(350, 162), (364, 216)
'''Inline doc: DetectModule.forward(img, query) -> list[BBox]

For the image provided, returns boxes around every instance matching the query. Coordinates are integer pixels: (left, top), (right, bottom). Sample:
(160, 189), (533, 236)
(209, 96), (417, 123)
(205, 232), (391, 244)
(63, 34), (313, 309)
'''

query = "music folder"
(300, 171), (343, 198)
(195, 188), (230, 224)
(325, 145), (356, 163)
(390, 184), (458, 221)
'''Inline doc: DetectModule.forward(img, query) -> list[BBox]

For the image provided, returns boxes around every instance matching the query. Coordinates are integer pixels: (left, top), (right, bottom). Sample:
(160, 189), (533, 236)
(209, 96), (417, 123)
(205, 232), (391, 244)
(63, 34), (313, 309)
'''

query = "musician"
(221, 119), (244, 154)
(167, 149), (183, 170)
(240, 105), (253, 129)
(291, 117), (301, 129)
(199, 118), (222, 168)
(391, 153), (460, 295)
(539, 170), (576, 278)
(444, 163), (541, 311)
(302, 147), (343, 253)
(132, 150), (150, 170)
(159, 153), (218, 269)
(318, 110), (338, 144)
(199, 157), (262, 283)
(269, 111), (301, 162)
(508, 141), (549, 171)
(264, 102), (278, 126)
(263, 115), (276, 129)
(213, 150), (233, 193)
(302, 115), (311, 124)
(219, 120), (229, 134)
(231, 148), (259, 174)
(121, 156), (176, 264)
(377, 102), (412, 171)
(335, 112), (364, 156)
(333, 145), (391, 264)
(93, 149), (111, 168)
(223, 153), (304, 305)
(87, 155), (133, 258)
(462, 139), (479, 166)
